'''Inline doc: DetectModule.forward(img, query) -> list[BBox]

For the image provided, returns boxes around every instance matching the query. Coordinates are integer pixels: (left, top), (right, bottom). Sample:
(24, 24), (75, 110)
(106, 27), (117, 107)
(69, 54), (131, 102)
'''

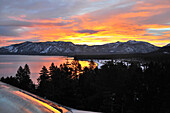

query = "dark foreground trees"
(35, 60), (170, 113)
(1, 64), (35, 92)
(1, 60), (170, 113)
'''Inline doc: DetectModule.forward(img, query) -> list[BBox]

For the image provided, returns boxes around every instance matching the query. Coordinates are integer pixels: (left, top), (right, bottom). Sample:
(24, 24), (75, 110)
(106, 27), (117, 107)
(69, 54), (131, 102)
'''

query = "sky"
(0, 0), (170, 47)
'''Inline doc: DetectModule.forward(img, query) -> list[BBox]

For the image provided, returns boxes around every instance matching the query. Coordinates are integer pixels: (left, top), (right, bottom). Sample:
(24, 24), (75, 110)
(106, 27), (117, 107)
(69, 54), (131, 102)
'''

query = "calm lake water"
(0, 55), (94, 84)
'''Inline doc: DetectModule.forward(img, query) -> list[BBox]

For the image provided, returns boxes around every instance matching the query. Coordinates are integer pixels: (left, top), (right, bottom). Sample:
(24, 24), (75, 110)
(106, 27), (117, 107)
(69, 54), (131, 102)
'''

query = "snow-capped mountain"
(0, 40), (159, 55)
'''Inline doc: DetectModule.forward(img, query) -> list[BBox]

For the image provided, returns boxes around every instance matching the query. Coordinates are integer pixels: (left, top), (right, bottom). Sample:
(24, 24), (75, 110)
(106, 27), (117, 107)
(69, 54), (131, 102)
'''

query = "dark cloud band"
(76, 29), (101, 34)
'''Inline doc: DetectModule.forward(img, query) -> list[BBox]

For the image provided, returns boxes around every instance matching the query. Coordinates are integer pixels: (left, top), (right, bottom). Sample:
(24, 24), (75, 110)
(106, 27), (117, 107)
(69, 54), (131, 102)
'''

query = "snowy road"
(0, 82), (99, 113)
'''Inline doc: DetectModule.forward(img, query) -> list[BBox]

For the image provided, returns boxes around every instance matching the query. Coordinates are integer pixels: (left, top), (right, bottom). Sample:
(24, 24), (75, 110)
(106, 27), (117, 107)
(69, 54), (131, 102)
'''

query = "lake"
(0, 55), (95, 84)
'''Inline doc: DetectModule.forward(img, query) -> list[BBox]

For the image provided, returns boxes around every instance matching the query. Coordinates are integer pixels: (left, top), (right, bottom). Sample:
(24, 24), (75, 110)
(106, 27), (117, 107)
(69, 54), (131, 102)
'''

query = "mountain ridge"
(0, 40), (162, 55)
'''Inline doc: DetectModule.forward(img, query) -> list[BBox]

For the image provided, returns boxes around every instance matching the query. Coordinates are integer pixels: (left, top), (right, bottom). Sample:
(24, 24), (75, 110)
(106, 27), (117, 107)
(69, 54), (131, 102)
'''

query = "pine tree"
(15, 64), (34, 92)
(16, 66), (24, 84)
(49, 63), (55, 76)
(37, 66), (50, 97)
(23, 64), (34, 91)
(38, 66), (49, 83)
(24, 64), (30, 75)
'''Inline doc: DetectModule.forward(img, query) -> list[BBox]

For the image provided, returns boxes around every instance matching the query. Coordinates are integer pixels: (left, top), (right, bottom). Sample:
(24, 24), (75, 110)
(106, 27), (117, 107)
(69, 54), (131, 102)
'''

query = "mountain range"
(0, 40), (169, 55)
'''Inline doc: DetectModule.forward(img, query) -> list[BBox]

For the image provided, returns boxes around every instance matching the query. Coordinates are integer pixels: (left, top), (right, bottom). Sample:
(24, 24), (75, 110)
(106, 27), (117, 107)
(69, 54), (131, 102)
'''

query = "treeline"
(0, 64), (35, 92)
(1, 60), (170, 113)
(74, 53), (170, 62)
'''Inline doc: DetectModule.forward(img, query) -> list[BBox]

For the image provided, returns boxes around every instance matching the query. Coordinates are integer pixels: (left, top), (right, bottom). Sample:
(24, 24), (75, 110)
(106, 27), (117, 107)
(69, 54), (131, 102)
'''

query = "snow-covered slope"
(0, 40), (159, 55)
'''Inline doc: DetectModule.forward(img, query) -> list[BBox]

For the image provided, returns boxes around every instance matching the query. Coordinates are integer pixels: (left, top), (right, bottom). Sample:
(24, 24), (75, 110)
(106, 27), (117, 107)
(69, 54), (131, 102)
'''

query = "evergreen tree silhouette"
(23, 64), (34, 92)
(15, 64), (34, 91)
(16, 66), (24, 84)
(1, 57), (170, 113)
(49, 62), (56, 76)
(37, 66), (50, 97)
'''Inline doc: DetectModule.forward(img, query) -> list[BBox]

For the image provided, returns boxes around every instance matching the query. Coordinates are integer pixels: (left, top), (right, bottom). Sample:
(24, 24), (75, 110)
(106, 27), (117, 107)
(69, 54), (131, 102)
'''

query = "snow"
(1, 40), (159, 54)
(5, 46), (14, 52)
(163, 52), (169, 54)
(13, 48), (18, 53)
(94, 59), (147, 71)
(64, 48), (72, 53)
(94, 59), (112, 68)
(56, 47), (64, 52)
(40, 46), (52, 53)
(125, 47), (133, 52)
(71, 109), (99, 113)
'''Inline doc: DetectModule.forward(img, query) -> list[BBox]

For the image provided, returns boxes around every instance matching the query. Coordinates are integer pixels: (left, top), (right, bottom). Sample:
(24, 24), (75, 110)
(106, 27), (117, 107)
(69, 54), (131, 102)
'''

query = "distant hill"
(165, 43), (170, 47)
(0, 40), (160, 55)
(151, 43), (170, 54)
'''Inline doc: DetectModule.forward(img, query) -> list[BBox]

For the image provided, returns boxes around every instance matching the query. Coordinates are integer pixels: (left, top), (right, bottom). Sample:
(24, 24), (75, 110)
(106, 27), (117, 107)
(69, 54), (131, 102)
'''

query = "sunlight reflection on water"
(0, 55), (97, 84)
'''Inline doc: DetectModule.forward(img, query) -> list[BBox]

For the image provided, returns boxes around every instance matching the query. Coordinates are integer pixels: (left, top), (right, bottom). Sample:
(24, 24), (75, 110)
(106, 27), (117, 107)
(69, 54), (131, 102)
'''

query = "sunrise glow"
(0, 0), (169, 47)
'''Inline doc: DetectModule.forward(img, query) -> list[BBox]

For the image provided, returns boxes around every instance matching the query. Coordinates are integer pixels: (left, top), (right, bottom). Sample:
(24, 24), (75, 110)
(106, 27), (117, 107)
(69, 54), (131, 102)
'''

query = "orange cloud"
(1, 0), (170, 47)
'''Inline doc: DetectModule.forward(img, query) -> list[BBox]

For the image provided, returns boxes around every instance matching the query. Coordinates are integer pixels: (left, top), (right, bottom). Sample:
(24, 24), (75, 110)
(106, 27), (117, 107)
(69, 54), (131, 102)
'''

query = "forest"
(1, 57), (170, 113)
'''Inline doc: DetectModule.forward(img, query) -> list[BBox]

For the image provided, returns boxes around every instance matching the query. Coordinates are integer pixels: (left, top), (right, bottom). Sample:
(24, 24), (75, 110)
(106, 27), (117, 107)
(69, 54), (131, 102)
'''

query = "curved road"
(0, 82), (98, 113)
